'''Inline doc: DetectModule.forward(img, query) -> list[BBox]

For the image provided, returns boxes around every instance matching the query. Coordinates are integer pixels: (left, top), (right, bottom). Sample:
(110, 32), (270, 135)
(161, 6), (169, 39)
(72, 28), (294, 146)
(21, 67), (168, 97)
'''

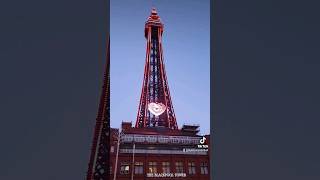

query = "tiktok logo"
(197, 136), (209, 149)
(199, 136), (206, 144)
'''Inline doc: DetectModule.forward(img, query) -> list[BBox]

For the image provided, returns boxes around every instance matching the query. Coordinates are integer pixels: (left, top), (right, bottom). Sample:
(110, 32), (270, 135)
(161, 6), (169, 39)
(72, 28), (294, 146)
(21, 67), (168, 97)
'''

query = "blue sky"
(110, 0), (210, 134)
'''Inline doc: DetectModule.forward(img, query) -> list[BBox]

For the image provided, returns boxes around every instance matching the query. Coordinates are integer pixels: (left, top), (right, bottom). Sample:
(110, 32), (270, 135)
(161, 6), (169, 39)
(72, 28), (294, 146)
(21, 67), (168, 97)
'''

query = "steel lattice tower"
(135, 8), (178, 129)
(86, 37), (110, 180)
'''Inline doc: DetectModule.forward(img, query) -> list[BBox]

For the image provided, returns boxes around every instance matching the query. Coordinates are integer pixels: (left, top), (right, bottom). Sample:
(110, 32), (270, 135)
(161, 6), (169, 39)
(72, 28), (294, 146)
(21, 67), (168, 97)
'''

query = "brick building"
(110, 122), (210, 180)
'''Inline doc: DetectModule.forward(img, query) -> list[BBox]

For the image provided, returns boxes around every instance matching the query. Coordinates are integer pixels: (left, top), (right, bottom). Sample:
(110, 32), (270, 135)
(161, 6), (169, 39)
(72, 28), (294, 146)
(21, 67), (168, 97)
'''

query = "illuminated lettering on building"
(120, 134), (201, 144)
(146, 173), (187, 178)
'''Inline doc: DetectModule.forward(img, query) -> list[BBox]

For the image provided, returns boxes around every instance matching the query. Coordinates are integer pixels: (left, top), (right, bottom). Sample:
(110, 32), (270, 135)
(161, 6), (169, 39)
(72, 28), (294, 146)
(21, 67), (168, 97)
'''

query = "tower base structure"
(110, 122), (210, 180)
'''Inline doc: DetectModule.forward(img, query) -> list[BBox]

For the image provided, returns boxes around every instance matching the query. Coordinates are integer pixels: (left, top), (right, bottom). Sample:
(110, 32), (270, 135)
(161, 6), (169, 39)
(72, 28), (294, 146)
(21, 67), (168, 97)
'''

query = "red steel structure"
(86, 37), (110, 180)
(136, 8), (178, 130)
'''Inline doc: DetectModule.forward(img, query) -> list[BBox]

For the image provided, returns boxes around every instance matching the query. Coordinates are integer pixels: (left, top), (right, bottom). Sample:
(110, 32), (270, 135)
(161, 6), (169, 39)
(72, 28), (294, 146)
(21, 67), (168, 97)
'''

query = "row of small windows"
(112, 161), (208, 175)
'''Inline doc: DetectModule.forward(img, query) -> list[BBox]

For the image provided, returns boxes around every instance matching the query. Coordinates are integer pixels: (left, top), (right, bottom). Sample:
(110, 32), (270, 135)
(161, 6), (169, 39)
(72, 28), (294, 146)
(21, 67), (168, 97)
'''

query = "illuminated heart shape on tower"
(148, 102), (166, 116)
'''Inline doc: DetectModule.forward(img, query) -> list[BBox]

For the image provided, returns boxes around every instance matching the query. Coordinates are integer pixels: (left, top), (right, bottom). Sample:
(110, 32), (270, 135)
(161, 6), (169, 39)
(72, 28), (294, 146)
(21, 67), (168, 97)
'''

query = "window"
(110, 146), (114, 153)
(148, 162), (157, 173)
(175, 162), (184, 173)
(162, 162), (170, 173)
(188, 162), (196, 175)
(200, 162), (208, 175)
(120, 162), (130, 174)
(134, 162), (144, 174)
(109, 164), (113, 174)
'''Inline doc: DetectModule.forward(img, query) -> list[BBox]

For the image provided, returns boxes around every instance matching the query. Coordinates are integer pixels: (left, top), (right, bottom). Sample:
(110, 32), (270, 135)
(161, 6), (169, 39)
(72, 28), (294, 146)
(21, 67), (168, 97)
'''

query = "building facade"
(110, 123), (210, 180)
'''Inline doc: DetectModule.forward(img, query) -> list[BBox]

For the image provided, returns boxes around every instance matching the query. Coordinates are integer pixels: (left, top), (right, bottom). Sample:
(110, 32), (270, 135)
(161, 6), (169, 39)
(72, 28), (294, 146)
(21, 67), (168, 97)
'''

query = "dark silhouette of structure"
(86, 38), (110, 180)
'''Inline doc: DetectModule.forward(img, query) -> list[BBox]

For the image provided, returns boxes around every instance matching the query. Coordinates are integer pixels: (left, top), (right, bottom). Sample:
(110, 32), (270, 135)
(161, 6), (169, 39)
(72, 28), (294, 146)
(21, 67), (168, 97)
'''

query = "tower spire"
(136, 8), (178, 129)
(86, 37), (110, 180)
(151, 7), (157, 14)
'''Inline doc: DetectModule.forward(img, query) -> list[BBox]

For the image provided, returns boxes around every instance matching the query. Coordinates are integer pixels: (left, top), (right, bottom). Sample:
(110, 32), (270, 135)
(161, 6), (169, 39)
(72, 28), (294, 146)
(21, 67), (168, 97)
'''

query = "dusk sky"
(110, 0), (210, 134)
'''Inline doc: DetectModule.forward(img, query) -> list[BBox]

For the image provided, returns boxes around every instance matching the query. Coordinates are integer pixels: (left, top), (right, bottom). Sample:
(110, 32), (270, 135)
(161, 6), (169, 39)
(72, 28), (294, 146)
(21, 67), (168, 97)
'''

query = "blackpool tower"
(135, 8), (178, 130)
